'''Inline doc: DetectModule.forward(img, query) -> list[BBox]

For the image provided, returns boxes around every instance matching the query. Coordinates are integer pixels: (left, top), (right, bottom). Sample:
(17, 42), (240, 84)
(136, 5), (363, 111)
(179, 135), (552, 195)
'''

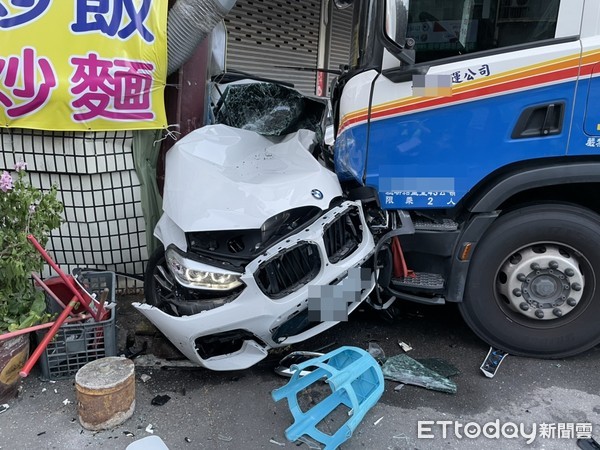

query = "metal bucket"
(0, 334), (29, 403)
(75, 357), (135, 430)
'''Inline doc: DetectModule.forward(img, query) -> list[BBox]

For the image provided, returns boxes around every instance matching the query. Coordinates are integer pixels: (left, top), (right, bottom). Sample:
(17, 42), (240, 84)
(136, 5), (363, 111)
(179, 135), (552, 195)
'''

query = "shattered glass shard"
(367, 342), (386, 363)
(381, 354), (457, 394)
(416, 357), (460, 378)
(297, 436), (322, 449)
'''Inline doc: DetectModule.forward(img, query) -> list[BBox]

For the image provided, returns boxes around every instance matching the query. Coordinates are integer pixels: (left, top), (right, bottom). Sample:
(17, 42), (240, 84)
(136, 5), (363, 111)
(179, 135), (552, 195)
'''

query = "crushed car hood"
(162, 124), (343, 232)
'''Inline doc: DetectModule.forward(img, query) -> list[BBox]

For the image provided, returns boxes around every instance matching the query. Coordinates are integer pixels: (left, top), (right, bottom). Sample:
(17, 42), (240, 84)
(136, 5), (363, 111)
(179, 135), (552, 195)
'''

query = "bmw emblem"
(311, 189), (324, 200)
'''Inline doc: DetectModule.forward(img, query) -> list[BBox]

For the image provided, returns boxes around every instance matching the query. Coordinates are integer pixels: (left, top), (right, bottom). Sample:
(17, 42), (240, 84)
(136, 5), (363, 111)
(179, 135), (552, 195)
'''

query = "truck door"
(571, 1), (600, 155)
(367, 0), (584, 209)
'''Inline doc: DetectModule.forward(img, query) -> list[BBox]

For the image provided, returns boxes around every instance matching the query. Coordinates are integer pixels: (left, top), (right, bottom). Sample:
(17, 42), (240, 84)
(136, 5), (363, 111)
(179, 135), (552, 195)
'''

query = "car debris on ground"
(398, 341), (413, 352)
(480, 346), (509, 378)
(381, 353), (458, 394)
(151, 394), (171, 406)
(140, 374), (151, 383)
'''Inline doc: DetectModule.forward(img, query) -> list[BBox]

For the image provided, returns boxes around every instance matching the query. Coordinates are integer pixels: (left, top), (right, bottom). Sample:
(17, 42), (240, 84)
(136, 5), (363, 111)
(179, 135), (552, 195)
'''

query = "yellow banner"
(0, 0), (167, 131)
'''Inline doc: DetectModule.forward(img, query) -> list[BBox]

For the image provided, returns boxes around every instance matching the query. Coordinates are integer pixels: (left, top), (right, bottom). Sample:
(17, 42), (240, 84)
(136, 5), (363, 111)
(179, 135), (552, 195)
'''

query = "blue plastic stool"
(272, 346), (384, 449)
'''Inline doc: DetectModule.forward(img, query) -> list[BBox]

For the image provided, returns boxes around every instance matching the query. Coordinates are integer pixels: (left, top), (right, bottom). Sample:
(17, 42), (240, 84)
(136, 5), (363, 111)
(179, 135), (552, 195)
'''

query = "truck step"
(413, 217), (458, 232)
(391, 272), (445, 291)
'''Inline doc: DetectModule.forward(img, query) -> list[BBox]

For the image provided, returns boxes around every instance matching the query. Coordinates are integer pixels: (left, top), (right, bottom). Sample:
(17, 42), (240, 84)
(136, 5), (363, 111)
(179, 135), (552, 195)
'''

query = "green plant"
(0, 162), (63, 332)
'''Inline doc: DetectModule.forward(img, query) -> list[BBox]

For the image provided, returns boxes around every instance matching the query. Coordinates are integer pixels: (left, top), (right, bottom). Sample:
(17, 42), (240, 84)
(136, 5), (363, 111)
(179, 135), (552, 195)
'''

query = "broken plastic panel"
(275, 351), (324, 378)
(480, 347), (508, 378)
(381, 354), (457, 394)
(150, 394), (171, 406)
(214, 83), (327, 137)
(272, 346), (384, 449)
(398, 341), (412, 352)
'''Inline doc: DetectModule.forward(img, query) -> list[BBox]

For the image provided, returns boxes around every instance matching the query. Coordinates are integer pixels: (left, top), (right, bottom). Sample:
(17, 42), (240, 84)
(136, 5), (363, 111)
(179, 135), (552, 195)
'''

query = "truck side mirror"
(384, 0), (415, 65)
(385, 0), (410, 48)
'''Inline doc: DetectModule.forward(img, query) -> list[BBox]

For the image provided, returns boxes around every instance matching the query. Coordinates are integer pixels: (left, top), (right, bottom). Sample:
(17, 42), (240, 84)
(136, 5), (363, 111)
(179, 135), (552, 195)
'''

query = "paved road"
(1, 300), (599, 449)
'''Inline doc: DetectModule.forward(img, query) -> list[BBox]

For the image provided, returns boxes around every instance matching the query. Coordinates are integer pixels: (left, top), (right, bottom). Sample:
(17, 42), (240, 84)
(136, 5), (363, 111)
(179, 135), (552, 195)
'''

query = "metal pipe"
(167, 0), (237, 75)
(0, 314), (91, 342)
(19, 295), (78, 378)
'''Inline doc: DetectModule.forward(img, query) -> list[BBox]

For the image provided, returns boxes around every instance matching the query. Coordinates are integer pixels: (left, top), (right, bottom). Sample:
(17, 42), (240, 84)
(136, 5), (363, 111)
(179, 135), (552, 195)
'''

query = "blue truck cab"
(330, 0), (600, 357)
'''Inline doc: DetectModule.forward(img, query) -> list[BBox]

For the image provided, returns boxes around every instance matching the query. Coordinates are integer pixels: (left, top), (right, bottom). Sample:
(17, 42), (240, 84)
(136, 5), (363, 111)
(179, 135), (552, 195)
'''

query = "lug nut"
(519, 302), (529, 311)
(567, 298), (577, 307)
(549, 261), (559, 269)
(553, 308), (563, 317)
(531, 263), (541, 271)
(513, 288), (522, 297)
(517, 273), (527, 282)
(571, 282), (582, 292)
(565, 268), (575, 277)
(535, 310), (545, 319)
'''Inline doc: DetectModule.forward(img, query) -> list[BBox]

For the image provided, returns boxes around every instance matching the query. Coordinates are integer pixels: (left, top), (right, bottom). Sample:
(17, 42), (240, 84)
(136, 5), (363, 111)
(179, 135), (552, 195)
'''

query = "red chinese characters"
(70, 52), (155, 122)
(0, 47), (57, 118)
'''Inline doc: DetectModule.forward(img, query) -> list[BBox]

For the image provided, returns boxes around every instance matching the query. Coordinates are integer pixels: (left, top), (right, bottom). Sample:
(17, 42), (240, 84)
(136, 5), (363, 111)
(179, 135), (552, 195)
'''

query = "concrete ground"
(0, 298), (598, 450)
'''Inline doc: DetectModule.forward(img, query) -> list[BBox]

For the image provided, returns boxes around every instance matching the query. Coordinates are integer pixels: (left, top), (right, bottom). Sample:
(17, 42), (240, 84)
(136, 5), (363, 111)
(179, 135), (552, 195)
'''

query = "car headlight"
(166, 248), (243, 290)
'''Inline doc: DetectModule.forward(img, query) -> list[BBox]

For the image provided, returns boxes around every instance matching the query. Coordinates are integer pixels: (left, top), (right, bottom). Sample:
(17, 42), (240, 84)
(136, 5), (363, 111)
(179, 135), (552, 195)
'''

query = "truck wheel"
(459, 204), (600, 358)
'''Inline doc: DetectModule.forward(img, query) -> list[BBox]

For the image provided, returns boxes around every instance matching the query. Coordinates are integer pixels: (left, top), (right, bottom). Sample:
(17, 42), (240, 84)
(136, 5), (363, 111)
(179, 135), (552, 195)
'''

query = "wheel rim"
(496, 243), (590, 325)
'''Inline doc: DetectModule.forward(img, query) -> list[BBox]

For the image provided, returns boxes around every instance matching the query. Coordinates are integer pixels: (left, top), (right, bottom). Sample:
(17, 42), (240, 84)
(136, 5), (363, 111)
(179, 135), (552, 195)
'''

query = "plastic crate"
(37, 271), (117, 380)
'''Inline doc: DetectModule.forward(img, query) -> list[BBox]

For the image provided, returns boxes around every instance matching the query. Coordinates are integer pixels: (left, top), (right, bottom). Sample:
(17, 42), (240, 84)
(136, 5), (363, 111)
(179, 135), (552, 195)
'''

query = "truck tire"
(459, 204), (600, 358)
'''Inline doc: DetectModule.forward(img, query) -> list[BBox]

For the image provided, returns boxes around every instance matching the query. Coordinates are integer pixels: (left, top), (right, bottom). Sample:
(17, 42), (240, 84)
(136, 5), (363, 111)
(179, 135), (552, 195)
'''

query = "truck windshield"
(348, 0), (560, 70)
(404, 0), (560, 64)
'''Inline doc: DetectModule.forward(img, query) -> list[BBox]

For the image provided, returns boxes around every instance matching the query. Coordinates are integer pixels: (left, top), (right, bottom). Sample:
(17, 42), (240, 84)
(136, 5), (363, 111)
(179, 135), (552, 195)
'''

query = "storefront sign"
(0, 0), (167, 131)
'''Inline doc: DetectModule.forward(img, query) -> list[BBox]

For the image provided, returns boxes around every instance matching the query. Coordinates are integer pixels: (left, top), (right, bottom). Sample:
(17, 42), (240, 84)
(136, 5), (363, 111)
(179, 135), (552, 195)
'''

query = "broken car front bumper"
(134, 200), (376, 370)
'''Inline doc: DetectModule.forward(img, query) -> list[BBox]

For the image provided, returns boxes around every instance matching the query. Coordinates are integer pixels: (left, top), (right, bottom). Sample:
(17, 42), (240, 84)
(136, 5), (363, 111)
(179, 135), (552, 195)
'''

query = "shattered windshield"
(213, 83), (327, 137)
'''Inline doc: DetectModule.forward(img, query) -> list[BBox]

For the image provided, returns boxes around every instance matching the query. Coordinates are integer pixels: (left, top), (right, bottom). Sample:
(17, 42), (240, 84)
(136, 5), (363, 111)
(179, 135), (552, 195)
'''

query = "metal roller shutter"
(224, 0), (321, 94)
(329, 5), (353, 73)
(328, 4), (353, 94)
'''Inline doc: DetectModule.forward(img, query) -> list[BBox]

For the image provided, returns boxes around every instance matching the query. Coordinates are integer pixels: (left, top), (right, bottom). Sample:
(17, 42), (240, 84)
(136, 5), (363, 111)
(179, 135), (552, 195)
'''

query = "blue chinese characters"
(71, 0), (154, 42)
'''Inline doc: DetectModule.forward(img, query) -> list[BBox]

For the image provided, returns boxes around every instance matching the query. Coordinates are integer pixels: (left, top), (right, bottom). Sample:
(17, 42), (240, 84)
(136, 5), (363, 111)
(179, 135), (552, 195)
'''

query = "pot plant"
(0, 161), (63, 401)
